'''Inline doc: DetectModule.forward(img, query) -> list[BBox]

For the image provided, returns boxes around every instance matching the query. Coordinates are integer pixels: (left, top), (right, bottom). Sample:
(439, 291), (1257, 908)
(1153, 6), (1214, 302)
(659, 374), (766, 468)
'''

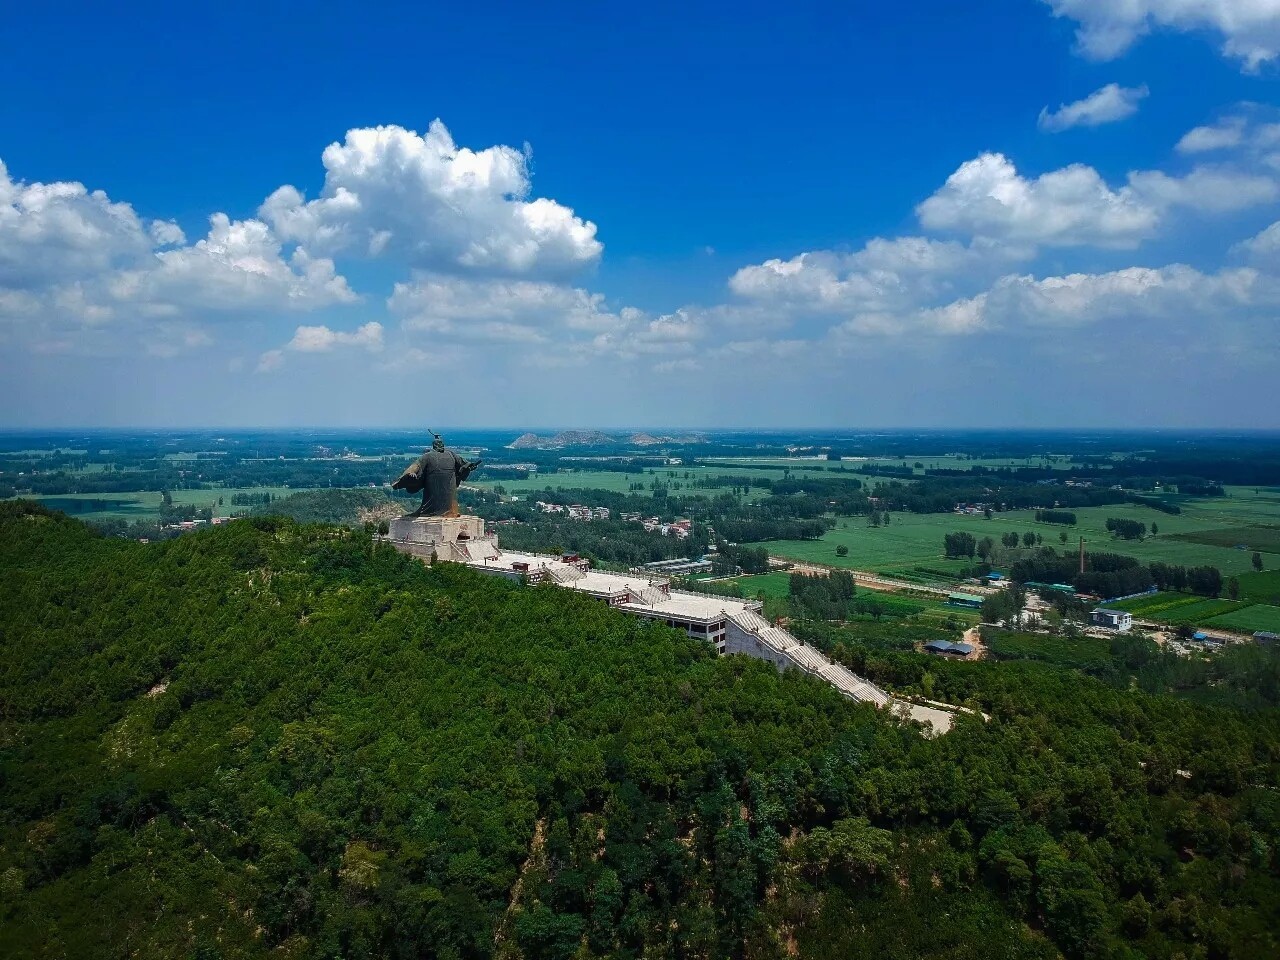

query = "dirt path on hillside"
(494, 818), (546, 956)
(961, 625), (987, 658)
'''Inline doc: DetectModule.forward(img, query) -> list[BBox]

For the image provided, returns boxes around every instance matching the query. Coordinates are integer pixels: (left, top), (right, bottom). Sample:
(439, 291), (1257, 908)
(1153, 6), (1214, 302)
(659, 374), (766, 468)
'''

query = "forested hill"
(2, 502), (1279, 959)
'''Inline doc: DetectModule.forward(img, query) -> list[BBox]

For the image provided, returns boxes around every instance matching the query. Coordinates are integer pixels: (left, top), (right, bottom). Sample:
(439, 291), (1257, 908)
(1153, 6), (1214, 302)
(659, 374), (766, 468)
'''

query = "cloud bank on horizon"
(1, 1), (1279, 429)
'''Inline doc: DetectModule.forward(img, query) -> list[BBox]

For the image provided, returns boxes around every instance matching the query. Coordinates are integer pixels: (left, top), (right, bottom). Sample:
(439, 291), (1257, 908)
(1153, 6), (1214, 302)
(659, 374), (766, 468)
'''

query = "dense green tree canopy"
(2, 501), (1278, 959)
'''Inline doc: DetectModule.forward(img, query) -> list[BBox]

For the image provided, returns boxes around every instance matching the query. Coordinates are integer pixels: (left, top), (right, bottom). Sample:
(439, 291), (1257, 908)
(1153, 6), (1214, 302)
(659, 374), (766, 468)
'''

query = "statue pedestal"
(386, 514), (498, 564)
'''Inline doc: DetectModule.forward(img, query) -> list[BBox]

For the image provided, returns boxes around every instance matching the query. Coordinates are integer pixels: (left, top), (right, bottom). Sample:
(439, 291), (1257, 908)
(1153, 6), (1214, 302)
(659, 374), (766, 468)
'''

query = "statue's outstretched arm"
(392, 460), (425, 493)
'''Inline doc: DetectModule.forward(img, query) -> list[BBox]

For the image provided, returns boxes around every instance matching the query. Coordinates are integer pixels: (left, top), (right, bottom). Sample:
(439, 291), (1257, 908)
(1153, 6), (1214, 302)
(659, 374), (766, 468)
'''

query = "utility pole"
(1079, 536), (1086, 575)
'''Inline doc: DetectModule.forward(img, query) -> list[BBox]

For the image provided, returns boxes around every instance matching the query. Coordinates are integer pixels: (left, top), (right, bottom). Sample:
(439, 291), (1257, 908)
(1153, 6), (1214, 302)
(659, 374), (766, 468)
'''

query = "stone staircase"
(728, 610), (891, 708)
(546, 563), (586, 584)
(625, 584), (667, 605)
(460, 539), (501, 562)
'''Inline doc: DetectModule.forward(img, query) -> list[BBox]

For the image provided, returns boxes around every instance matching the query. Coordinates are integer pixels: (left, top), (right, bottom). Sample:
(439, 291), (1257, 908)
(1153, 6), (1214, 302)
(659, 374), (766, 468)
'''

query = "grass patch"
(1107, 592), (1197, 615)
(1237, 568), (1280, 603)
(765, 492), (1280, 576)
(734, 572), (793, 600)
(1205, 604), (1280, 634)
(1107, 591), (1269, 628)
(1166, 525), (1280, 554)
(1153, 599), (1244, 624)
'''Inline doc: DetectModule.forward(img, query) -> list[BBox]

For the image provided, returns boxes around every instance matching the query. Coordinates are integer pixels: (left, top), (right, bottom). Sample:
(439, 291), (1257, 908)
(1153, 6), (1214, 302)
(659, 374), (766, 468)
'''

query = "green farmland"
(472, 465), (781, 499)
(725, 571), (981, 626)
(763, 488), (1280, 578)
(1108, 591), (1280, 635)
(1238, 569), (1280, 603)
(1167, 525), (1280, 554)
(702, 454), (1103, 473)
(734, 572), (793, 599)
(1207, 605), (1280, 634)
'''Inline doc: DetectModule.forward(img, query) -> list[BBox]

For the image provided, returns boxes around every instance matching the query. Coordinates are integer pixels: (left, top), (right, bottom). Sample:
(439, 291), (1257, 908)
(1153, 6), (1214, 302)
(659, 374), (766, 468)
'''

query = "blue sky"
(2, 0), (1279, 428)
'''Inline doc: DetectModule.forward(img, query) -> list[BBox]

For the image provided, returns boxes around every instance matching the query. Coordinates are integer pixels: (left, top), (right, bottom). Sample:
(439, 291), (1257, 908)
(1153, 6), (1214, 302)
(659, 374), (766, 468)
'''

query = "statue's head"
(432, 435), (445, 452)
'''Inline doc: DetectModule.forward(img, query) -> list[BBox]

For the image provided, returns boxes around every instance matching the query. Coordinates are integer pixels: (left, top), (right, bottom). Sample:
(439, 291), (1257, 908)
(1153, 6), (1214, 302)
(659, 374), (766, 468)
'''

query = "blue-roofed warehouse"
(925, 640), (976, 657)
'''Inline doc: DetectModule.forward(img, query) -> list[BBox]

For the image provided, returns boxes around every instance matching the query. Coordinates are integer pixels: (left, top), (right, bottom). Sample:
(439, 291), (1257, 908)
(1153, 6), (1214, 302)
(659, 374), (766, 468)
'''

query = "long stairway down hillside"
(727, 612), (919, 719)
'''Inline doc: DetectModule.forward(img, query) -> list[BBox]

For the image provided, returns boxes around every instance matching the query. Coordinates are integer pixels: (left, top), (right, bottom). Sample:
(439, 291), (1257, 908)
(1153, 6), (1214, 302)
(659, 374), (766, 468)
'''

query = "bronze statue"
(393, 433), (483, 517)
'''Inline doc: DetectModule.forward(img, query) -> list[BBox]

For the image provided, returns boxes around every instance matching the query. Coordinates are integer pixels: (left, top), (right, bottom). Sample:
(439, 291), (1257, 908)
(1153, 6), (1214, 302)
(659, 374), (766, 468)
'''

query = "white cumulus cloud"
(0, 159), (152, 289)
(288, 321), (384, 353)
(260, 121), (602, 276)
(1178, 116), (1249, 153)
(728, 237), (1023, 317)
(388, 274), (626, 344)
(0, 159), (356, 354)
(917, 152), (1278, 248)
(1044, 0), (1280, 71)
(916, 153), (1160, 247)
(1128, 166), (1278, 212)
(1038, 83), (1149, 132)
(257, 321), (384, 372)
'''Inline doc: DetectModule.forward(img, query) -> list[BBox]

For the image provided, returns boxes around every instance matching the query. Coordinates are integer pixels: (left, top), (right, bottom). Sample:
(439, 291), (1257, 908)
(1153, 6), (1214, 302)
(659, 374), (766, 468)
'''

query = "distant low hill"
(508, 430), (708, 449)
(507, 430), (617, 449)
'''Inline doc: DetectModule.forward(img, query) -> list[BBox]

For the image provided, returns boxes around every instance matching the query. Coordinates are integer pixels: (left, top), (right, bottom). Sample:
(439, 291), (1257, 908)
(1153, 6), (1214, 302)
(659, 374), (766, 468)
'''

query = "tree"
(1022, 532), (1036, 548)
(1255, 551), (1265, 572)
(1059, 530), (1068, 544)
(587, 868), (623, 954)
(984, 507), (993, 519)
(977, 537), (995, 561)
(1186, 565), (1223, 598)
(1151, 522), (1158, 535)
(836, 545), (848, 557)
(944, 532), (976, 559)
(800, 817), (893, 881)
(1228, 577), (1239, 601)
(1106, 517), (1146, 541)
(516, 903), (585, 960)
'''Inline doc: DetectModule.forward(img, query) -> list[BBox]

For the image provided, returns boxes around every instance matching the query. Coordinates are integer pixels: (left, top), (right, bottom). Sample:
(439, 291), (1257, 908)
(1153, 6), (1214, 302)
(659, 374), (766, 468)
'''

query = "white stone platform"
(388, 514), (485, 544)
(386, 514), (495, 562)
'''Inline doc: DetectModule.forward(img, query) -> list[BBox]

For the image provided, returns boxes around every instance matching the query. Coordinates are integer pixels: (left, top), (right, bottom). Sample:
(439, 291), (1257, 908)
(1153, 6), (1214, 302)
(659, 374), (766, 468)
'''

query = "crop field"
(1205, 605), (1280, 634)
(473, 466), (780, 499)
(1107, 590), (1280, 633)
(1109, 592), (1202, 615)
(764, 490), (1280, 577)
(475, 470), (646, 494)
(1149, 599), (1243, 624)
(716, 571), (978, 626)
(763, 513), (980, 573)
(1166, 525), (1280, 554)
(1238, 569), (1280, 603)
(703, 454), (1101, 473)
(734, 572), (793, 599)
